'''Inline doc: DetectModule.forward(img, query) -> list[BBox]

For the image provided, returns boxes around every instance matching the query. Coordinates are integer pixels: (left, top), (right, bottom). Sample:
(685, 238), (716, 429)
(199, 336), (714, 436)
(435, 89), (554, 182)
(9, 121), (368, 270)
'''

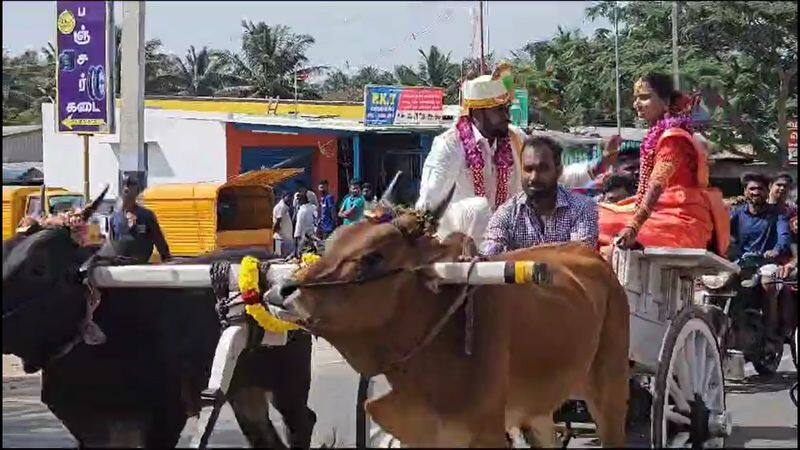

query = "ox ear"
(80, 184), (110, 221)
(39, 184), (49, 217)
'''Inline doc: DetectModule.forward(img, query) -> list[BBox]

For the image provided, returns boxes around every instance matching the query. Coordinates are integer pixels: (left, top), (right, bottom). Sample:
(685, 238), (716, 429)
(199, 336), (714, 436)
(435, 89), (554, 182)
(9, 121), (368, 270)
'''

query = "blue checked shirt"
(480, 187), (599, 256)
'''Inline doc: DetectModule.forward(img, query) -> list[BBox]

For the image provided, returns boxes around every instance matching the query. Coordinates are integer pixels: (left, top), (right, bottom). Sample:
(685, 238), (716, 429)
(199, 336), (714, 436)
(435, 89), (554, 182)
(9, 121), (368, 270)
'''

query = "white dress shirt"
(416, 123), (525, 212)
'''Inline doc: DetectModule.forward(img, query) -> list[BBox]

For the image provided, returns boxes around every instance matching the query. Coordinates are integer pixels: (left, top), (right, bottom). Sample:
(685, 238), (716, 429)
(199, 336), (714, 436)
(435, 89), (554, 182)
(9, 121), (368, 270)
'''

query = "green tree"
(170, 45), (227, 96)
(218, 20), (324, 99)
(392, 45), (460, 103)
(585, 0), (797, 163)
(112, 26), (180, 96)
(2, 47), (54, 124)
(320, 66), (395, 102)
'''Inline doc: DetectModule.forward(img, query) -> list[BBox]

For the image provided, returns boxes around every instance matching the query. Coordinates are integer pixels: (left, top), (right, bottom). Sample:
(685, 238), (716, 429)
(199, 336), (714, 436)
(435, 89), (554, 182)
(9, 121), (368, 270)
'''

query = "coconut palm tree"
(417, 46), (459, 101)
(392, 45), (460, 102)
(218, 20), (325, 99)
(112, 26), (178, 96)
(170, 45), (227, 96)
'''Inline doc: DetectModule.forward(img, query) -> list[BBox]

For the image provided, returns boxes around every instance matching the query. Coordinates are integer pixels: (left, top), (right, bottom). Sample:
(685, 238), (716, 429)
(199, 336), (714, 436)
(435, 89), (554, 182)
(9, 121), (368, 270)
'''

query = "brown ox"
(273, 201), (631, 447)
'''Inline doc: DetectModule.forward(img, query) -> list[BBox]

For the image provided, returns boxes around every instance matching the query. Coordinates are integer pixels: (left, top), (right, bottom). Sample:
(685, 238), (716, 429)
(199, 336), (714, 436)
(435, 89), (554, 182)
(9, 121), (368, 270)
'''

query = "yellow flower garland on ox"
(238, 256), (299, 333)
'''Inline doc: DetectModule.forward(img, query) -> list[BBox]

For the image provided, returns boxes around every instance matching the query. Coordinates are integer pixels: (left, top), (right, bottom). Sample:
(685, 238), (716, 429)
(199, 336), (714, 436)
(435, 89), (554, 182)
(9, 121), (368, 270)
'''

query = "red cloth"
(598, 129), (730, 255)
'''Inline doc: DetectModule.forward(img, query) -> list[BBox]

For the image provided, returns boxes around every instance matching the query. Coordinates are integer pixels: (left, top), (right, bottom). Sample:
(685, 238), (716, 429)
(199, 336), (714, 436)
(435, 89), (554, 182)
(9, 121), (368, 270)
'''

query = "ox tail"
(584, 272), (630, 447)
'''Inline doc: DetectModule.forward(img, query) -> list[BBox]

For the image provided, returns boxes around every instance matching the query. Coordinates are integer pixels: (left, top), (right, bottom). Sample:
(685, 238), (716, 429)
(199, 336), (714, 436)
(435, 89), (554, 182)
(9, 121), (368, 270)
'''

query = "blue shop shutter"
(241, 147), (313, 194)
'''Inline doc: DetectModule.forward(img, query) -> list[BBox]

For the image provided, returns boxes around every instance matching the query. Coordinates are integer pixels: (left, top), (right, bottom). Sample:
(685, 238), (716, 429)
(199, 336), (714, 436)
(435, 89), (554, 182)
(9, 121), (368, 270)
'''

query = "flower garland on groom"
(415, 63), (526, 245)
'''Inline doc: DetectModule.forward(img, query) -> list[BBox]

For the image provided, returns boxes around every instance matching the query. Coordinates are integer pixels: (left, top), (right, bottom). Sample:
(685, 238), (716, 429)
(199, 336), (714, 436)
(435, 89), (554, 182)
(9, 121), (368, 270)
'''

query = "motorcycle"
(697, 253), (797, 376)
(699, 253), (796, 375)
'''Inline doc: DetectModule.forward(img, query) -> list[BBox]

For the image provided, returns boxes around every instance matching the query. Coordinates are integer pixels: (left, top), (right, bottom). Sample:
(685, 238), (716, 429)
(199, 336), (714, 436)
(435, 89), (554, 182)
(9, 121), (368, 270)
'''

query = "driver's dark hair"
(741, 172), (769, 187)
(523, 135), (564, 167)
(640, 72), (682, 106)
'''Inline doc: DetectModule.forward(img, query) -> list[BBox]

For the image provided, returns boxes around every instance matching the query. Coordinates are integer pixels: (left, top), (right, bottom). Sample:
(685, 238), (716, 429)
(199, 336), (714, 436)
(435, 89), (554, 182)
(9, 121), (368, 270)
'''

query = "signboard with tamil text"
(55, 1), (115, 134)
(364, 85), (444, 126)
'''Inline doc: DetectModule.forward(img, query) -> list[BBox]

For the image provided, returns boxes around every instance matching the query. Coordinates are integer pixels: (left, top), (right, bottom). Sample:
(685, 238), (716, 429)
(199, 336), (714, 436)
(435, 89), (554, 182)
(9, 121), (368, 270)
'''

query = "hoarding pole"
(82, 134), (91, 201)
(119, 0), (146, 194)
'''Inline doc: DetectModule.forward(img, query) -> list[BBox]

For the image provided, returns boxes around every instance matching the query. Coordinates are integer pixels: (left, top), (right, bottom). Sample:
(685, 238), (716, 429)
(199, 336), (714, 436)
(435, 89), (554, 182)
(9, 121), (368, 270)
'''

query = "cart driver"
(479, 135), (599, 257)
(108, 174), (171, 264)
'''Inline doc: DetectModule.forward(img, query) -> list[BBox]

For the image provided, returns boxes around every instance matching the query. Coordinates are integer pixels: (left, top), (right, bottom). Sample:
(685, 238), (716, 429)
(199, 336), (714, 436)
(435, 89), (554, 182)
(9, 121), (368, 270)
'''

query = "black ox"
(2, 187), (315, 448)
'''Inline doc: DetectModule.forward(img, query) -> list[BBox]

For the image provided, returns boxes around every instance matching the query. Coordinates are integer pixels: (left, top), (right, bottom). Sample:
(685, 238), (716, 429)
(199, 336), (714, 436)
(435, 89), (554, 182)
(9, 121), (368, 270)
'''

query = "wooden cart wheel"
(651, 307), (731, 448)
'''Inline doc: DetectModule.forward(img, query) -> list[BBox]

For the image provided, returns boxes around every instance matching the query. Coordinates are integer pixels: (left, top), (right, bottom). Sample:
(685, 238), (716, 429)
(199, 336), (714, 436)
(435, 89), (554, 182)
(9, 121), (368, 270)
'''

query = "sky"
(3, 1), (610, 75)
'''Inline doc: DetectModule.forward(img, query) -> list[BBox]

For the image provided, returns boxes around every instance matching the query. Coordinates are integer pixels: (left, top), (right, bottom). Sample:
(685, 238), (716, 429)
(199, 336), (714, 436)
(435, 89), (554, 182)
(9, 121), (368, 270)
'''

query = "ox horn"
(379, 171), (403, 206)
(36, 184), (47, 217)
(428, 183), (455, 224)
(80, 183), (110, 221)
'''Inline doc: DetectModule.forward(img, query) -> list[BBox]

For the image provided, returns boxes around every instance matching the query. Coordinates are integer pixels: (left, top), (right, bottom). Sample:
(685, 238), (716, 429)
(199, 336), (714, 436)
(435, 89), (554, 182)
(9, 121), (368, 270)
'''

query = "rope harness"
(293, 250), (483, 374)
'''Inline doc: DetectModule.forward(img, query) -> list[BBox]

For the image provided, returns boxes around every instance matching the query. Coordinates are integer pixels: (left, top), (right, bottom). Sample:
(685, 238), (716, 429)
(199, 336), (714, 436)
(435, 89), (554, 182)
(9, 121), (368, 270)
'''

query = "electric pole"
(479, 0), (485, 75)
(672, 1), (679, 90)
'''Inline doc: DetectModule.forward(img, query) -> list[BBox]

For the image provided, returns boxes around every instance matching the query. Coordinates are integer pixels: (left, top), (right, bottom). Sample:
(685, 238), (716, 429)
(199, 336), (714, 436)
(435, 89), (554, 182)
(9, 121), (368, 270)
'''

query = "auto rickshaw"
(140, 168), (303, 258)
(2, 185), (90, 240)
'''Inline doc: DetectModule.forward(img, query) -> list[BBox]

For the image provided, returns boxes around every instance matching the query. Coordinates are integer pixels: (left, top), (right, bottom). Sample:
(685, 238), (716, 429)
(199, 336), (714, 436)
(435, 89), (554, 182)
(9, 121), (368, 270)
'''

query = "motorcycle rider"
(729, 172), (793, 346)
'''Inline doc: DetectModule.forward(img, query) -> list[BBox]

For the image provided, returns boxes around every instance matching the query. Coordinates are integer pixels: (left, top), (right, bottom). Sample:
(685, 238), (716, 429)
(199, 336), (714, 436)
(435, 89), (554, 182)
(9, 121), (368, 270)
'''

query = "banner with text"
(55, 0), (115, 134)
(364, 85), (444, 126)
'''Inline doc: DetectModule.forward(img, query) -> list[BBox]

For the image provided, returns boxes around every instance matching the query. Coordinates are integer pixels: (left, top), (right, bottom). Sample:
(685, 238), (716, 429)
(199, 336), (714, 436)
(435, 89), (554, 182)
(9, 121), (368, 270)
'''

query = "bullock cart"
(359, 247), (739, 448)
(89, 258), (549, 448)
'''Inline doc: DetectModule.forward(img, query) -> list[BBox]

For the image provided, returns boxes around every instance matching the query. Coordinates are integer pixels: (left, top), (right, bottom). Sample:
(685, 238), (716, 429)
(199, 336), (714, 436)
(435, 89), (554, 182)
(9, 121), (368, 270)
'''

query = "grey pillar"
(119, 1), (146, 192)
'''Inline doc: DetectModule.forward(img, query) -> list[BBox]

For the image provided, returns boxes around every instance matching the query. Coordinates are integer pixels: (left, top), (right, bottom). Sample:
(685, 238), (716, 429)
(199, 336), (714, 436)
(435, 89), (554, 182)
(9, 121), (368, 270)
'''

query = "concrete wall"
(2, 130), (43, 163)
(42, 103), (227, 198)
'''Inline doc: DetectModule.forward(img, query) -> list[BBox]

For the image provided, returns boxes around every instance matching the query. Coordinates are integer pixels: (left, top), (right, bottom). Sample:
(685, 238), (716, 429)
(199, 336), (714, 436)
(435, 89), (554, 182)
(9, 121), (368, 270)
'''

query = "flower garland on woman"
(597, 72), (729, 255)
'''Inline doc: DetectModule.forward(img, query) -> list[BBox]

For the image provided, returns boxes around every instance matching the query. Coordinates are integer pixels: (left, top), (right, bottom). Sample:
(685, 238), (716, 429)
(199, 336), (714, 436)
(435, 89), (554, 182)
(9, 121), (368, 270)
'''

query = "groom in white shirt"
(416, 63), (526, 246)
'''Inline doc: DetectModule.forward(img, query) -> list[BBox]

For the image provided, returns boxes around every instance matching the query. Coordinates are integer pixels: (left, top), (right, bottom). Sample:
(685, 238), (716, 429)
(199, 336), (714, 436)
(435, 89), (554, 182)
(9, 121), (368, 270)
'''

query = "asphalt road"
(3, 342), (797, 448)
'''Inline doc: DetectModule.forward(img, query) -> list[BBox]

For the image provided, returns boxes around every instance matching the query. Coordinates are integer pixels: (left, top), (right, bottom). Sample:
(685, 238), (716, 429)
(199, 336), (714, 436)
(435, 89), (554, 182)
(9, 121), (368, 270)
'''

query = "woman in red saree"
(598, 73), (729, 255)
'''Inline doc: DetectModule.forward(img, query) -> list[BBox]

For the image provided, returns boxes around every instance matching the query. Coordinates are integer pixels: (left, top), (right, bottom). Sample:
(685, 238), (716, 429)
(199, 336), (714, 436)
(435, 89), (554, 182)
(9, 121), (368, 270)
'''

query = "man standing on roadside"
(108, 174), (171, 263)
(294, 192), (318, 253)
(339, 180), (366, 225)
(273, 190), (295, 257)
(316, 179), (337, 239)
(293, 180), (318, 210)
(362, 182), (378, 214)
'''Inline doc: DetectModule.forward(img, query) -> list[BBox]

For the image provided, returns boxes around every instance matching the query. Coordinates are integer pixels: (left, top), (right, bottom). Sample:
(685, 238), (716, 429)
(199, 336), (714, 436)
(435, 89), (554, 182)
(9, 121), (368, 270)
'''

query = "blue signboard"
(55, 1), (115, 134)
(364, 86), (402, 126)
(364, 85), (444, 126)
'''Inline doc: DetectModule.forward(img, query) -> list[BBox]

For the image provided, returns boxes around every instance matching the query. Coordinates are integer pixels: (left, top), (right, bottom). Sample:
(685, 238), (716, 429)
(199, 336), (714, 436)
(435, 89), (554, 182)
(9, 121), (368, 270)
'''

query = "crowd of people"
(270, 178), (380, 258)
